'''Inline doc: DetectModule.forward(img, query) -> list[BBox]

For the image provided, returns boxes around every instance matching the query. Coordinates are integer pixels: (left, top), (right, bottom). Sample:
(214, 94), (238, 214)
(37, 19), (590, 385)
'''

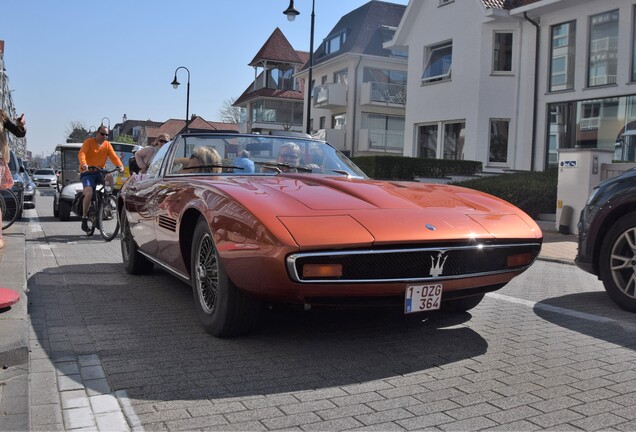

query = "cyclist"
(78, 125), (124, 232)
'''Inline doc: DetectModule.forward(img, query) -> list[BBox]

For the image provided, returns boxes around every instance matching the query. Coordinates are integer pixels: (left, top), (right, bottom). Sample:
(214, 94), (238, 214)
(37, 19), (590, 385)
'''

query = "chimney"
(122, 113), (127, 123)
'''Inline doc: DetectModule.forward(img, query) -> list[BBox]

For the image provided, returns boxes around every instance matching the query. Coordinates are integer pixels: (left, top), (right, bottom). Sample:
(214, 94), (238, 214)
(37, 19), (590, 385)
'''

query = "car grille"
(287, 242), (541, 283)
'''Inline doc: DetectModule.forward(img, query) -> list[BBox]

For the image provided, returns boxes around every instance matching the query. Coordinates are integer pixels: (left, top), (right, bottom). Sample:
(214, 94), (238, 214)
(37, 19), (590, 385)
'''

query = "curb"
(0, 226), (28, 368)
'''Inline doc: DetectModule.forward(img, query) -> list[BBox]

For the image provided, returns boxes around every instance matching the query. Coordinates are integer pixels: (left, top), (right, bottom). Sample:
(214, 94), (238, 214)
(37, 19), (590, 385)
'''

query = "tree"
(218, 97), (241, 124)
(66, 120), (90, 143)
(113, 134), (135, 144)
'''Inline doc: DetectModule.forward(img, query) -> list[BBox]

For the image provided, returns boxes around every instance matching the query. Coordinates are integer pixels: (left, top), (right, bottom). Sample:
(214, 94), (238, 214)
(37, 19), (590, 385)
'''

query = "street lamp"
(171, 66), (191, 133)
(284, 0), (315, 135)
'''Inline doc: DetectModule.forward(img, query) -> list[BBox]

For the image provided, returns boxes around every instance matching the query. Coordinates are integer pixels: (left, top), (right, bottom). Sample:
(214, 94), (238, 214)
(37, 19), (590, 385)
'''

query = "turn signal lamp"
(506, 253), (533, 268)
(303, 264), (343, 278)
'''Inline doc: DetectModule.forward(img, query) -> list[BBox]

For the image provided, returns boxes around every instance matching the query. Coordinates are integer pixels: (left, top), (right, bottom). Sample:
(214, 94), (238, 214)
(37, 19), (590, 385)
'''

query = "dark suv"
(576, 168), (636, 311)
(5, 150), (25, 220)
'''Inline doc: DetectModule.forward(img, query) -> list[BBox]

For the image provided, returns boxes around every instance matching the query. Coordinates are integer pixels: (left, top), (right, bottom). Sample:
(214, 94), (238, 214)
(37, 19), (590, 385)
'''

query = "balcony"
(314, 128), (346, 151)
(360, 82), (406, 107)
(313, 83), (347, 110)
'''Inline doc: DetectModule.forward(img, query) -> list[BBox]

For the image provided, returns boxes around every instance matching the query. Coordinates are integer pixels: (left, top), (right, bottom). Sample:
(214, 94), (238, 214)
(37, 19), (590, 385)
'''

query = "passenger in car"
(175, 147), (222, 174)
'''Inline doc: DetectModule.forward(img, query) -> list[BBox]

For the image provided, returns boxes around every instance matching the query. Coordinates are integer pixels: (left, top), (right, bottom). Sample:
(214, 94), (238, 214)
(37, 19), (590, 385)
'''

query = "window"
(489, 119), (509, 163)
(321, 75), (328, 85)
(319, 117), (326, 130)
(550, 21), (575, 91)
(332, 113), (346, 130)
(362, 113), (405, 151)
(334, 69), (348, 85)
(252, 100), (303, 125)
(588, 10), (619, 87)
(493, 32), (513, 73)
(418, 125), (438, 158)
(422, 42), (452, 83)
(547, 94), (636, 164)
(443, 122), (465, 160)
(325, 31), (347, 55)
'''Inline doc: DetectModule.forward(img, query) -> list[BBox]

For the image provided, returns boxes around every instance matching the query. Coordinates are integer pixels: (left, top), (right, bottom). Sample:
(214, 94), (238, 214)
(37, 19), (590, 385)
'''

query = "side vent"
(158, 215), (177, 232)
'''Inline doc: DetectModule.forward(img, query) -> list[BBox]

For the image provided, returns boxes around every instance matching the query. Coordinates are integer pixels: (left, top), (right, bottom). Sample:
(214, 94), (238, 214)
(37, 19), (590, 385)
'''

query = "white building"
(388, 0), (636, 172)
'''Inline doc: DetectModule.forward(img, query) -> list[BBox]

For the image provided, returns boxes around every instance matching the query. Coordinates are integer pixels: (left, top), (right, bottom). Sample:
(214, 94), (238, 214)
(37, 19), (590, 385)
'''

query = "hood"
(217, 175), (542, 248)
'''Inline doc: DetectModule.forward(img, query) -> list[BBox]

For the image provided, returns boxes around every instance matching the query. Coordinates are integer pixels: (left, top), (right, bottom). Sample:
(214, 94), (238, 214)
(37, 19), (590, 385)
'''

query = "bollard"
(559, 205), (573, 235)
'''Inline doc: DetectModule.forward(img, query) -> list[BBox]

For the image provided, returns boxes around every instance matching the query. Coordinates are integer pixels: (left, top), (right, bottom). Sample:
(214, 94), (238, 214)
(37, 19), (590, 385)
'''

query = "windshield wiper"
(254, 161), (313, 173)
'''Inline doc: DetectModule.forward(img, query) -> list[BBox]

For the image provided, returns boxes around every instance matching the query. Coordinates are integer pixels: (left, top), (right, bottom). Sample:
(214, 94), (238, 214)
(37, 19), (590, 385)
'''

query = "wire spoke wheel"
(85, 199), (97, 236)
(1, 188), (19, 230)
(195, 232), (219, 315)
(98, 194), (120, 241)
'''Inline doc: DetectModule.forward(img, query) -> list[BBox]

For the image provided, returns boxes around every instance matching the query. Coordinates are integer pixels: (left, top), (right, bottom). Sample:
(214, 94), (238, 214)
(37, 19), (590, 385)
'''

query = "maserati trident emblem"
(430, 251), (448, 277)
(425, 224), (436, 231)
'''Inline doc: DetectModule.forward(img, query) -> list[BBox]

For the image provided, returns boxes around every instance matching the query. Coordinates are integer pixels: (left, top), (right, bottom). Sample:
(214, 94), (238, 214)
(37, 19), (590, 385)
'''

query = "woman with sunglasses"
(135, 133), (170, 174)
(78, 125), (124, 232)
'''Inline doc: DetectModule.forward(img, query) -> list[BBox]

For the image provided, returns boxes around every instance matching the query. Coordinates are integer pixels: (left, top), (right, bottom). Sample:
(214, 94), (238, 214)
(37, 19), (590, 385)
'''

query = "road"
(18, 188), (636, 431)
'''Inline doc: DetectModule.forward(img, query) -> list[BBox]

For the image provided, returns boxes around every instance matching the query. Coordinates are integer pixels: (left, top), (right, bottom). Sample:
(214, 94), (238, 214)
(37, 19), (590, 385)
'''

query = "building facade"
(388, 0), (636, 172)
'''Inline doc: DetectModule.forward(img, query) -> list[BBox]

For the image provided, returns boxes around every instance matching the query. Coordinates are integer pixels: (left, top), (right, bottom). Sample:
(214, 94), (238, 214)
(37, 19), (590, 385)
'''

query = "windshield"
(35, 169), (55, 175)
(164, 134), (367, 178)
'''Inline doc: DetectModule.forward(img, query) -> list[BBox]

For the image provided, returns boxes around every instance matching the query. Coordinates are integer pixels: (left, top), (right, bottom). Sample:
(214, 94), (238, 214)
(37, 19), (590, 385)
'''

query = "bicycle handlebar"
(82, 166), (122, 174)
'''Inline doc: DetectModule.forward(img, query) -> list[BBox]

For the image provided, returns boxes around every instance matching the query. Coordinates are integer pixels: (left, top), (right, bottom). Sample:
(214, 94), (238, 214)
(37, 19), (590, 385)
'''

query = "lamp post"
(171, 66), (191, 133)
(284, 0), (314, 135)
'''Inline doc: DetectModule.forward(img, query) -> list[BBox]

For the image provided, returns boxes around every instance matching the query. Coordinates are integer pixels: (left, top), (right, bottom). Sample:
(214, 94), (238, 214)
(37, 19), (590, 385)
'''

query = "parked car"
(33, 168), (57, 187)
(19, 169), (36, 209)
(576, 168), (636, 312)
(118, 133), (543, 337)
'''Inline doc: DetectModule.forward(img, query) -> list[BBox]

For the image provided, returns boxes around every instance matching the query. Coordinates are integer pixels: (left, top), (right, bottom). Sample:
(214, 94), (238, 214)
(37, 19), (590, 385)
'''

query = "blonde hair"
(191, 147), (222, 173)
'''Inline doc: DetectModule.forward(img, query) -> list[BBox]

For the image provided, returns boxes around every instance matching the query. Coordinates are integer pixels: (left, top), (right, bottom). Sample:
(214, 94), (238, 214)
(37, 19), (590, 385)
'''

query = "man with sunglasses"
(135, 133), (170, 174)
(78, 125), (124, 232)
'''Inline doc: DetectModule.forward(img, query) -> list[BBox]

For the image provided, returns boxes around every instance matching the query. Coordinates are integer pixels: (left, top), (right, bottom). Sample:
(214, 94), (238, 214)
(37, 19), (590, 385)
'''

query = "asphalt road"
(12, 188), (636, 430)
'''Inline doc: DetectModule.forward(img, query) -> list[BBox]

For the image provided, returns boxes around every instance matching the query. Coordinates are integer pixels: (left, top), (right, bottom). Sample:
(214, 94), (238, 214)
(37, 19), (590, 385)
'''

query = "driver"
(78, 125), (124, 232)
(276, 142), (301, 172)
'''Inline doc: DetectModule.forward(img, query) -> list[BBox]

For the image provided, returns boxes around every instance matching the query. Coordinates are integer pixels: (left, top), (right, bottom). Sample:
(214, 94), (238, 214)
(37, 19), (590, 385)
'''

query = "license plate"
(405, 284), (442, 314)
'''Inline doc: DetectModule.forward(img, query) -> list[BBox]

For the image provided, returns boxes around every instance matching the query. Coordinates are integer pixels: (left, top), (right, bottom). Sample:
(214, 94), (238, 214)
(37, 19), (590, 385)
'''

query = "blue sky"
(1, 0), (408, 157)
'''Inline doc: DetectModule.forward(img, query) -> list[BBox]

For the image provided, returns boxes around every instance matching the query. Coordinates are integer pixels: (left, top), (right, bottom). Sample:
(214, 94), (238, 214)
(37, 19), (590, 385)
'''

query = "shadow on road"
(534, 291), (636, 352)
(28, 262), (488, 401)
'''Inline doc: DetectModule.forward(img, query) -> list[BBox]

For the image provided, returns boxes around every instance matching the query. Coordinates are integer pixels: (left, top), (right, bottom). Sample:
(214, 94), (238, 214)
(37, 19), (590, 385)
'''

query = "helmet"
(132, 145), (142, 153)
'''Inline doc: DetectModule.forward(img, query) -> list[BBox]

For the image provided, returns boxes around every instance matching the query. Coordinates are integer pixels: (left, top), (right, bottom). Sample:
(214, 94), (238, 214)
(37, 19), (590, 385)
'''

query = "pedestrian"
(135, 133), (170, 173)
(128, 145), (142, 175)
(0, 109), (26, 249)
(232, 149), (255, 173)
(78, 125), (124, 232)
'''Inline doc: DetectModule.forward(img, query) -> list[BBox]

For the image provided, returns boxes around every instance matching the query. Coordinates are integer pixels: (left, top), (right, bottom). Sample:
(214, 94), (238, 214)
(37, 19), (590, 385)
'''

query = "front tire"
(599, 212), (636, 312)
(120, 209), (153, 274)
(59, 199), (71, 221)
(98, 194), (120, 241)
(191, 217), (260, 337)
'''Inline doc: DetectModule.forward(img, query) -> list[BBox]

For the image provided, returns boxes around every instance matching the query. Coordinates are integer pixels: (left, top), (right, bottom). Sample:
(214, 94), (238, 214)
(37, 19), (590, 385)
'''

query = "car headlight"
(24, 183), (34, 192)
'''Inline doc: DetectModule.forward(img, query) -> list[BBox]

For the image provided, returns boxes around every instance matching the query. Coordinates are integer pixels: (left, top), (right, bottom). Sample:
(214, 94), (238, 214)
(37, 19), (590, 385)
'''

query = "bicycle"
(82, 166), (120, 241)
(0, 186), (19, 230)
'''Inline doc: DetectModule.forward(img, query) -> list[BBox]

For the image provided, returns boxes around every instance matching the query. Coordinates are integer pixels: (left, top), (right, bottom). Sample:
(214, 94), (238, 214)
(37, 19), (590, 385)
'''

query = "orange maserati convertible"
(118, 132), (542, 337)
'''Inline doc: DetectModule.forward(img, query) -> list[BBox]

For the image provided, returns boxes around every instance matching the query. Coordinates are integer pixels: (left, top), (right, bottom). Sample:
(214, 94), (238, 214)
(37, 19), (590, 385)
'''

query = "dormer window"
(326, 31), (347, 55)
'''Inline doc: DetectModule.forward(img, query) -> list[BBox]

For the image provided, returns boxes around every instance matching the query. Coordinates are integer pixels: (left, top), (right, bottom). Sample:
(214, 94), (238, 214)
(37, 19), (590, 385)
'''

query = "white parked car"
(33, 168), (58, 187)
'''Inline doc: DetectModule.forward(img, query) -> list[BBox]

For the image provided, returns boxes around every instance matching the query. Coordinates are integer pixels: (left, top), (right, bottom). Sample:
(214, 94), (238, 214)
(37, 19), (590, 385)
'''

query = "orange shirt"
(78, 138), (123, 172)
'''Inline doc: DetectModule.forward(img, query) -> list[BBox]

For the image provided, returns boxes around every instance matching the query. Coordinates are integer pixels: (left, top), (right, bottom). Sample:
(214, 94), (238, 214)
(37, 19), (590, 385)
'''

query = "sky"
(1, 0), (409, 158)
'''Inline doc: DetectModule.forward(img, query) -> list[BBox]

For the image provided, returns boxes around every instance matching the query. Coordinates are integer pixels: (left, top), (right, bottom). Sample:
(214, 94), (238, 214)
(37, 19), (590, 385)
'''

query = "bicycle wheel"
(85, 197), (97, 237)
(98, 193), (119, 241)
(1, 188), (19, 230)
